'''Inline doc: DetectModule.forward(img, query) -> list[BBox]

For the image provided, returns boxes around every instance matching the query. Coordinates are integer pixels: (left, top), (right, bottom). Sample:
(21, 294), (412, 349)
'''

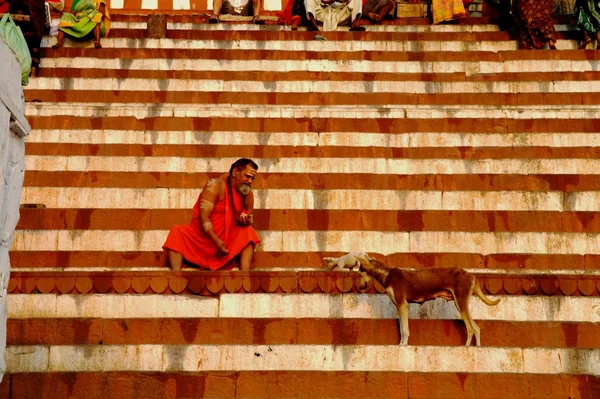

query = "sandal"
(208, 14), (220, 24)
(349, 26), (365, 32)
(94, 41), (102, 49)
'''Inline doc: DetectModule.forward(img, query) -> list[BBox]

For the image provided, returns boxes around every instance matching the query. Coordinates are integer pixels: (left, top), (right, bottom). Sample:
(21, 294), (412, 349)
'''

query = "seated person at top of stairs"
(305, 0), (365, 31)
(362, 0), (395, 24)
(209, 0), (263, 24)
(52, 0), (110, 49)
(163, 158), (261, 272)
(574, 0), (600, 50)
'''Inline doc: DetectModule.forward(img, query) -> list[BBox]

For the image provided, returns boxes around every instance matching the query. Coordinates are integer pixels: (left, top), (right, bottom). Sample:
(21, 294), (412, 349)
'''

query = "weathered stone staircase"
(2, 12), (600, 398)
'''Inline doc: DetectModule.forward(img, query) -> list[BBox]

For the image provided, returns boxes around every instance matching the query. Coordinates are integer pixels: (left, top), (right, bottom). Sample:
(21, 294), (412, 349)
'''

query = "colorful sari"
(574, 0), (600, 33)
(512, 0), (556, 49)
(58, 0), (110, 38)
(432, 0), (467, 24)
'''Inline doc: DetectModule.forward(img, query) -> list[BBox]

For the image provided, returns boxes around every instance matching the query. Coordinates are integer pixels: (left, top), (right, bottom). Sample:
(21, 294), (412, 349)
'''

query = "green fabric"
(0, 13), (32, 85)
(59, 0), (102, 38)
(575, 0), (600, 33)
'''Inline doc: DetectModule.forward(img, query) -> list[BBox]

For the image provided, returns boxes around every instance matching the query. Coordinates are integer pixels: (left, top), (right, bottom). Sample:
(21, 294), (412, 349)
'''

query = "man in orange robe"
(163, 158), (261, 271)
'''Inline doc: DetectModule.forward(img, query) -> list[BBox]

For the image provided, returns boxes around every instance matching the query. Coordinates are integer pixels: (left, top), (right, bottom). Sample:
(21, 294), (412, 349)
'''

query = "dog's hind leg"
(398, 302), (410, 345)
(453, 285), (478, 346)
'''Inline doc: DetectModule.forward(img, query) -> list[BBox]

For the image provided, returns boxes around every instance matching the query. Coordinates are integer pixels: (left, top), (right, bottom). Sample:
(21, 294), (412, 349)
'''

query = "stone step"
(21, 143), (600, 159)
(24, 115), (600, 133)
(24, 79), (600, 94)
(16, 209), (600, 232)
(6, 344), (600, 374)
(9, 251), (596, 270)
(2, 371), (598, 398)
(21, 171), (600, 191)
(22, 91), (600, 106)
(36, 49), (600, 70)
(7, 272), (600, 296)
(30, 69), (600, 82)
(23, 130), (600, 148)
(21, 156), (600, 175)
(13, 230), (600, 254)
(7, 294), (599, 322)
(8, 318), (600, 347)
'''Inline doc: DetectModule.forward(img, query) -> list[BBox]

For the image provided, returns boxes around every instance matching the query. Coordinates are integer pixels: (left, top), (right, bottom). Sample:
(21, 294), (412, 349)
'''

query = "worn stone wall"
(0, 40), (30, 382)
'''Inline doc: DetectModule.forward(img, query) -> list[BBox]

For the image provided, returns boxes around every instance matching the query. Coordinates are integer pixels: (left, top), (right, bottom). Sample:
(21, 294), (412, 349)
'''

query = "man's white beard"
(237, 184), (251, 196)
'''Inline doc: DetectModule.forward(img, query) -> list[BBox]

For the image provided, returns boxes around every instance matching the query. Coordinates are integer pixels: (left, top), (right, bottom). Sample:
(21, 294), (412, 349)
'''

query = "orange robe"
(162, 182), (260, 270)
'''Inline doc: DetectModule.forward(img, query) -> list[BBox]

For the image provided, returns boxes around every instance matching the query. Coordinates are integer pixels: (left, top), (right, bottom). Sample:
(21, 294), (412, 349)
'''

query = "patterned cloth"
(512, 0), (556, 49)
(574, 0), (600, 33)
(432, 0), (467, 24)
(553, 0), (576, 15)
(58, 0), (109, 38)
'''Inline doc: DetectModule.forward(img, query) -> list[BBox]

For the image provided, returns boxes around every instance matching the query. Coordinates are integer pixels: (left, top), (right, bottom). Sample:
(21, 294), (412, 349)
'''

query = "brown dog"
(357, 258), (500, 346)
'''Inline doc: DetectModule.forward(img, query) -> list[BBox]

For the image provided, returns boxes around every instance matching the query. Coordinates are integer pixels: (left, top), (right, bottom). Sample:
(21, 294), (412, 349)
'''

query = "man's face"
(232, 165), (257, 196)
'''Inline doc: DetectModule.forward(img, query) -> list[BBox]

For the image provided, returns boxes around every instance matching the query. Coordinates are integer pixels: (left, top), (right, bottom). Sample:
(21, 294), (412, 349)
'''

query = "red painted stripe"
(40, 47), (600, 61)
(22, 172), (600, 191)
(10, 251), (592, 270)
(1, 371), (597, 399)
(31, 68), (600, 82)
(25, 116), (600, 133)
(23, 143), (600, 159)
(15, 209), (600, 233)
(8, 318), (600, 347)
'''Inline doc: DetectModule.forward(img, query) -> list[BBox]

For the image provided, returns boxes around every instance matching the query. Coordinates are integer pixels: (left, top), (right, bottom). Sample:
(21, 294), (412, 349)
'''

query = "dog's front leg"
(398, 302), (409, 345)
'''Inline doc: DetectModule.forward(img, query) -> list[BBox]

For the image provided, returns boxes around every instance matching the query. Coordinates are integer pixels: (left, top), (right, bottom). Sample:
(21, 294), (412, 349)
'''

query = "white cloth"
(305, 0), (362, 31)
(229, 0), (250, 10)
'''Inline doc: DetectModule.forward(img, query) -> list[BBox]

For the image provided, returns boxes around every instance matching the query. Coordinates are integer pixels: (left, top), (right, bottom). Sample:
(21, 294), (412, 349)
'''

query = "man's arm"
(238, 191), (255, 226)
(199, 179), (229, 256)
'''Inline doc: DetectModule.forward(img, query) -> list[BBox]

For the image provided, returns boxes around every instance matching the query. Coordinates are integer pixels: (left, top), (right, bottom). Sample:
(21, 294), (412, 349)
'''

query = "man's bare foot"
(368, 12), (381, 23)
(94, 41), (102, 49)
(548, 40), (557, 50)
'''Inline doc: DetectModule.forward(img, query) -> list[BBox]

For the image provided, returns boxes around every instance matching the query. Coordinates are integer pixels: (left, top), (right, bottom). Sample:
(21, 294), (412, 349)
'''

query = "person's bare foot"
(94, 41), (102, 49)
(368, 12), (381, 23)
(548, 40), (557, 50)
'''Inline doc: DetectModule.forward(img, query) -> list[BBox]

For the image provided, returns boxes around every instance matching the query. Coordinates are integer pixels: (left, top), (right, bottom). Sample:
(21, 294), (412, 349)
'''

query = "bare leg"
(252, 0), (263, 22)
(596, 33), (600, 50)
(167, 249), (183, 271)
(210, 0), (223, 21)
(239, 243), (254, 271)
(93, 24), (102, 48)
(52, 30), (65, 49)
(580, 30), (592, 49)
(307, 13), (320, 31)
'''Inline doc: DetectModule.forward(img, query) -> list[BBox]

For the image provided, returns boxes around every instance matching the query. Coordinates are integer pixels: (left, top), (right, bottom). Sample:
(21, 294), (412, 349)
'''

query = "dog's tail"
(473, 281), (501, 306)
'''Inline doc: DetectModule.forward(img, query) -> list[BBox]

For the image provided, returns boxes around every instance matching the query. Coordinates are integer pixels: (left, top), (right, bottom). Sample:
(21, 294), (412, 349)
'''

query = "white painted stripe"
(5, 345), (600, 374)
(25, 79), (600, 95)
(11, 230), (600, 254)
(23, 156), (600, 175)
(25, 129), (600, 148)
(8, 294), (600, 323)
(38, 58), (600, 75)
(8, 294), (219, 319)
(23, 103), (600, 120)
(173, 0), (190, 10)
(141, 0), (158, 9)
(110, 0), (124, 8)
(20, 188), (568, 211)
(40, 37), (519, 52)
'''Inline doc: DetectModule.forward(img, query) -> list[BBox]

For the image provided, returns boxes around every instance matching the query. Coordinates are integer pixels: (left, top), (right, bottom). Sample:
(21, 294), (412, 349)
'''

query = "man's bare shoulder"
(203, 177), (225, 194)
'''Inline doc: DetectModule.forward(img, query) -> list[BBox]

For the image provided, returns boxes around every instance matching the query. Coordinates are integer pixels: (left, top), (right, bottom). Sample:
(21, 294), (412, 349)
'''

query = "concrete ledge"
(5, 345), (600, 374)
(12, 230), (600, 254)
(7, 294), (600, 322)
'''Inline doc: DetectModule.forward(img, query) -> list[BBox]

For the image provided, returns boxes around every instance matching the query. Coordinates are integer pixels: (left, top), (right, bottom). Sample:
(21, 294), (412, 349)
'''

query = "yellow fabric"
(432, 0), (465, 24)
